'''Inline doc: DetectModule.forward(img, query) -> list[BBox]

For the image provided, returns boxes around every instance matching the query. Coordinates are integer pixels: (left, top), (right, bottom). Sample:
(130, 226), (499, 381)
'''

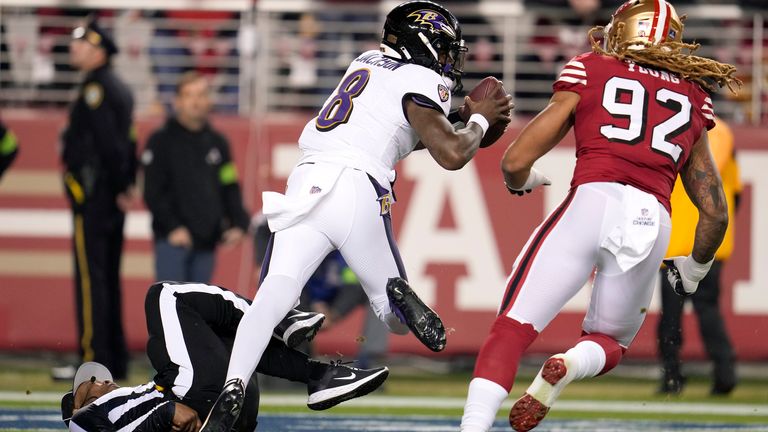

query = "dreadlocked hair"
(588, 24), (742, 94)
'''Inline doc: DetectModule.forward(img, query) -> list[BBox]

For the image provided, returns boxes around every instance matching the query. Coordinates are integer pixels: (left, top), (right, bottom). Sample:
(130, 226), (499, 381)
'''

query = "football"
(457, 76), (510, 148)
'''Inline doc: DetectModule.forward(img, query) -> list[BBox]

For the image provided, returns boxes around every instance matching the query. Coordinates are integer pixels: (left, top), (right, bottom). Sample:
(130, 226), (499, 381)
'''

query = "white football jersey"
(298, 50), (452, 186)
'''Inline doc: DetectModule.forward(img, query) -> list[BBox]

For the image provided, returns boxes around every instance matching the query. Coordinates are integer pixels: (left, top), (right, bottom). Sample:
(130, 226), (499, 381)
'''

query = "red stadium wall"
(0, 110), (766, 361)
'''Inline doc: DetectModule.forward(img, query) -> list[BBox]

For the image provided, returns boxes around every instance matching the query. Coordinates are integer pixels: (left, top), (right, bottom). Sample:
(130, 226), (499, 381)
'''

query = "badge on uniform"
(378, 193), (393, 216)
(84, 83), (103, 109)
(437, 84), (449, 102)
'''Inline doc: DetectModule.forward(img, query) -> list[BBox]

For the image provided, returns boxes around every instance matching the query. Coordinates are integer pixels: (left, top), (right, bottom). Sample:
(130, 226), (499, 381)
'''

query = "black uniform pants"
(657, 260), (736, 384)
(144, 282), (312, 430)
(68, 183), (128, 380)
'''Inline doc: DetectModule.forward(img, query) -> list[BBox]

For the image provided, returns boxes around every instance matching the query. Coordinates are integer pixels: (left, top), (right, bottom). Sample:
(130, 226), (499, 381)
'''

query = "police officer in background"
(60, 17), (136, 380)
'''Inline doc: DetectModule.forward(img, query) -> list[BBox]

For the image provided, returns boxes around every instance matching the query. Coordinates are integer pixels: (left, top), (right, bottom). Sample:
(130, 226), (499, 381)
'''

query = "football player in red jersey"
(460, 1), (741, 431)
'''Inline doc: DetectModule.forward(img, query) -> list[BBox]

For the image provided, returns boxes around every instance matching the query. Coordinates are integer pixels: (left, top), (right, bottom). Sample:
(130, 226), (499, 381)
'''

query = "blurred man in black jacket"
(60, 17), (136, 380)
(143, 72), (249, 284)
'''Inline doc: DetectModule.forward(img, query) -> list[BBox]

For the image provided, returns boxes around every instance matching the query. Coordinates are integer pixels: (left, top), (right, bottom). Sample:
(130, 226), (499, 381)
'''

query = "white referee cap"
(73, 361), (113, 392)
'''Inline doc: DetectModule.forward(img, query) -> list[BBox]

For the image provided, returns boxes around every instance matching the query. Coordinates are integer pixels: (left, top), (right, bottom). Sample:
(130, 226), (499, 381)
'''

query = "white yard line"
(3, 392), (766, 417)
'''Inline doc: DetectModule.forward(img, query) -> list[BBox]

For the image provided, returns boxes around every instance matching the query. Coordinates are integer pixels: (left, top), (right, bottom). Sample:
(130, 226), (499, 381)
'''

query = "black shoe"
(657, 375), (685, 395)
(199, 379), (245, 432)
(273, 309), (325, 349)
(712, 362), (737, 395)
(711, 375), (736, 395)
(386, 277), (446, 352)
(307, 361), (389, 410)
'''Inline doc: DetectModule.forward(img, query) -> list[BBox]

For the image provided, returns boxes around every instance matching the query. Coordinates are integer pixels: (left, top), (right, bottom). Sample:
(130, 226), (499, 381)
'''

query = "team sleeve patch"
(438, 84), (450, 102)
(553, 58), (588, 94)
(702, 96), (716, 130)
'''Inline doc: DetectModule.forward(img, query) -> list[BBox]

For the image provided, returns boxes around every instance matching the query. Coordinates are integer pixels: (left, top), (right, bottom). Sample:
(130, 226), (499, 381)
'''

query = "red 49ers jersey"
(553, 52), (715, 213)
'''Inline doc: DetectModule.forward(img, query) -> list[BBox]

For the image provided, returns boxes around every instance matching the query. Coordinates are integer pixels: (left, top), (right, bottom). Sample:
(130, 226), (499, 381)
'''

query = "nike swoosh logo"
(287, 312), (310, 320)
(334, 372), (357, 381)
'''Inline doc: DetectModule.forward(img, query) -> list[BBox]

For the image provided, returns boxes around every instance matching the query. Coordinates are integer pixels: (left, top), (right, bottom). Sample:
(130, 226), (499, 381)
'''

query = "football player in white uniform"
(200, 1), (513, 431)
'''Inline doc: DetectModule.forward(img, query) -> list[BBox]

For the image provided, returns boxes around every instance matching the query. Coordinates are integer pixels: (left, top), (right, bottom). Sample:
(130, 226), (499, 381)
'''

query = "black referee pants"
(657, 260), (736, 388)
(144, 282), (312, 429)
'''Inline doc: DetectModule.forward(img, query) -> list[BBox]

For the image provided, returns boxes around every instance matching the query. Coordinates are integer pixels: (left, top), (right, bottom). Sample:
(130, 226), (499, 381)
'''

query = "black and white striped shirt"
(69, 382), (174, 432)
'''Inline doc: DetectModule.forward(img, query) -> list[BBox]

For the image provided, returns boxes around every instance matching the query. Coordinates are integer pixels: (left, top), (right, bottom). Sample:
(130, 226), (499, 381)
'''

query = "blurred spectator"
(0, 120), (19, 179)
(288, 13), (320, 89)
(657, 118), (741, 395)
(5, 15), (45, 92)
(149, 11), (239, 112)
(731, 19), (768, 124)
(114, 11), (159, 114)
(142, 71), (249, 284)
(460, 12), (502, 85)
(515, 17), (565, 114)
(58, 17), (136, 381)
(517, 0), (614, 114)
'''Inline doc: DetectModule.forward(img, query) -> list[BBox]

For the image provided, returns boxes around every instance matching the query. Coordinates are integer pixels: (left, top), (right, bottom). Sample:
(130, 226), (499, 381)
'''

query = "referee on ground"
(61, 282), (389, 432)
(61, 17), (136, 380)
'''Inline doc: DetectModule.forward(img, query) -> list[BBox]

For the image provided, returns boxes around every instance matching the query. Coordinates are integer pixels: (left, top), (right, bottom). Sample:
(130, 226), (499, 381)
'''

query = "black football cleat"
(199, 379), (245, 432)
(386, 277), (446, 352)
(273, 309), (325, 349)
(307, 360), (389, 411)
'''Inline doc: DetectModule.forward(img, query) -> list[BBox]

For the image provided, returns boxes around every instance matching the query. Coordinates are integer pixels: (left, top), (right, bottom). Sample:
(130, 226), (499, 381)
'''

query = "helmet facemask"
(443, 38), (467, 92)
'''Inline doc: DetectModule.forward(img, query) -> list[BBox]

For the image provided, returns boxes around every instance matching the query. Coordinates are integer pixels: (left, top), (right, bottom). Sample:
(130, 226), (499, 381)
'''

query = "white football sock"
(370, 295), (409, 335)
(461, 378), (508, 432)
(563, 340), (606, 380)
(226, 274), (301, 383)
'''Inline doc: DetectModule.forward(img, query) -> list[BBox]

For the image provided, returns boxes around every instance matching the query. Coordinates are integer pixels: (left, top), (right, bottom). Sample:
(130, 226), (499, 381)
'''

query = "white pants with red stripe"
(500, 182), (672, 347)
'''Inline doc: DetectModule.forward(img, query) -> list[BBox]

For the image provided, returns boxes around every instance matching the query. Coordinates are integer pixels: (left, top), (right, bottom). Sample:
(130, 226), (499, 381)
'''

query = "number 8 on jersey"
(316, 69), (371, 131)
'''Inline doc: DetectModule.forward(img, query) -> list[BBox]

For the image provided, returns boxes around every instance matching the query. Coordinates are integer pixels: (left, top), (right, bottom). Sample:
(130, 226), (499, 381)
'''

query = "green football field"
(2, 356), (766, 430)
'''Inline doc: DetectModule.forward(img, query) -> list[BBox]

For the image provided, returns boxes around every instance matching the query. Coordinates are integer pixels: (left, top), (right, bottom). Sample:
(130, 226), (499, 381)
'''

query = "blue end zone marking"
(0, 408), (62, 430)
(2, 408), (768, 431)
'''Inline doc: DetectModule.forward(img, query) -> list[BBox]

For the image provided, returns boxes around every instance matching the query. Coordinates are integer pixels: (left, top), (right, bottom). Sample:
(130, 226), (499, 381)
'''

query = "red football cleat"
(509, 355), (572, 431)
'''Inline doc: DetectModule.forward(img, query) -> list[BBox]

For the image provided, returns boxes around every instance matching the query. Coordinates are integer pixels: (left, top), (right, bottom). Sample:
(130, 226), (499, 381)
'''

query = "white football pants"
(226, 164), (407, 384)
(501, 182), (672, 347)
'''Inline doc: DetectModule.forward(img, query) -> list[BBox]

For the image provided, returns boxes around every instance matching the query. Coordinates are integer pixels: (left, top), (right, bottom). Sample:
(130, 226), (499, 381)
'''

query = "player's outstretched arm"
(501, 90), (578, 190)
(680, 131), (729, 264)
(406, 93), (512, 170)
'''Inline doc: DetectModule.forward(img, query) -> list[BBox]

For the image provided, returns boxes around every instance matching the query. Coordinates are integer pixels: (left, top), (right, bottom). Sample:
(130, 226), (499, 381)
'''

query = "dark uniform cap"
(72, 18), (118, 57)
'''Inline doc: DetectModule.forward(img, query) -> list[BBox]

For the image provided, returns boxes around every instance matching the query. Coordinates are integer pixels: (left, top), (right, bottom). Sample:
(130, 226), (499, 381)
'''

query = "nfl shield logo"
(641, 208), (649, 217)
